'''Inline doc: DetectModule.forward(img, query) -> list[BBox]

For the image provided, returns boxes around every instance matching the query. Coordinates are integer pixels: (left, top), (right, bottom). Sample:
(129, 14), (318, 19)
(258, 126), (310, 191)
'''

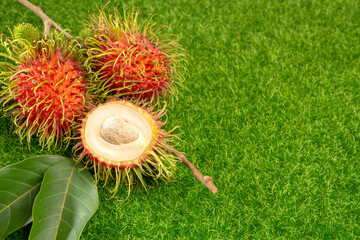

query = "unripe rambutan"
(83, 7), (186, 104)
(0, 32), (90, 149)
(13, 23), (41, 44)
(74, 100), (179, 198)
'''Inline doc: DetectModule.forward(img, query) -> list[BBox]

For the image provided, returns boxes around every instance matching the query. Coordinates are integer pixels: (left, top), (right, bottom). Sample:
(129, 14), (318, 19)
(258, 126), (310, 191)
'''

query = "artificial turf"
(1, 0), (360, 239)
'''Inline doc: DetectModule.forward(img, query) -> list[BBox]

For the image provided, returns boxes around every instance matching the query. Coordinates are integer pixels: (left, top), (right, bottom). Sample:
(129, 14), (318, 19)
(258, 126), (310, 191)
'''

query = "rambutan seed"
(100, 117), (139, 145)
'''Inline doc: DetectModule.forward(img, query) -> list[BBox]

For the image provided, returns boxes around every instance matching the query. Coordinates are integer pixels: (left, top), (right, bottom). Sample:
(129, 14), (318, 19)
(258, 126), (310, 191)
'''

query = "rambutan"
(0, 32), (90, 149)
(74, 100), (179, 198)
(13, 23), (41, 44)
(83, 7), (186, 104)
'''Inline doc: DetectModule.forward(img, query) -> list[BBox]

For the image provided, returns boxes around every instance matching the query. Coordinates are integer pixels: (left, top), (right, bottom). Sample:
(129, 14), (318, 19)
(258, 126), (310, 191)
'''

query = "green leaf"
(29, 160), (99, 240)
(0, 155), (68, 239)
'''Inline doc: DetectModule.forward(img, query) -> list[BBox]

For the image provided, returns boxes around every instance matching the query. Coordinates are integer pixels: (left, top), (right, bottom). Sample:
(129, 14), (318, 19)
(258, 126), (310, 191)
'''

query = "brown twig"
(14, 0), (73, 39)
(171, 147), (218, 194)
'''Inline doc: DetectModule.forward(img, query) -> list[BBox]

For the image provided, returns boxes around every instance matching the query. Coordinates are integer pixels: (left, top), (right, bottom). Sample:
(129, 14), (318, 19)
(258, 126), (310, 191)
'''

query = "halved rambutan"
(74, 100), (179, 198)
(0, 32), (90, 149)
(83, 7), (186, 104)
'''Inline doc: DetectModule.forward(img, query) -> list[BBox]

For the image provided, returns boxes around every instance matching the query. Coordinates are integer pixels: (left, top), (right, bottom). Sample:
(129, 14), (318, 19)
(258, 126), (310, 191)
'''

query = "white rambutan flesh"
(82, 101), (158, 168)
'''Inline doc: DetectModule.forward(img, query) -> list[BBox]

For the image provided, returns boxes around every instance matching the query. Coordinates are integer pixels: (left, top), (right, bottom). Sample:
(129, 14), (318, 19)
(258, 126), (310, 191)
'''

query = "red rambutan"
(83, 7), (186, 104)
(0, 32), (90, 149)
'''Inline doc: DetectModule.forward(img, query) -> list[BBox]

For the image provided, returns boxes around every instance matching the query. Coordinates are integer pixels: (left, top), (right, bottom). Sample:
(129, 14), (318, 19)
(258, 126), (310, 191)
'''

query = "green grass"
(1, 0), (360, 239)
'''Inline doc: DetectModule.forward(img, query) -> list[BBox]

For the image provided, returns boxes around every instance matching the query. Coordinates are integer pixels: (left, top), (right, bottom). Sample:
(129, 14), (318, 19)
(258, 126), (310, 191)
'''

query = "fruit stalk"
(14, 0), (73, 39)
(170, 147), (218, 194)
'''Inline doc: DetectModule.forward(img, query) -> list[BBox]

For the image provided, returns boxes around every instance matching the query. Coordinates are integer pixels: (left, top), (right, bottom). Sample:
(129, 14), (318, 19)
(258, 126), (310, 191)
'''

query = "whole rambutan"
(0, 32), (90, 149)
(83, 7), (186, 104)
(13, 23), (41, 44)
(74, 100), (179, 198)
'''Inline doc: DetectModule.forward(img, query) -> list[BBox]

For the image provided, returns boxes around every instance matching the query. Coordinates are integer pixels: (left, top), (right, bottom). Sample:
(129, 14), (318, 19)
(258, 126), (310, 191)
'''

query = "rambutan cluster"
(0, 7), (186, 197)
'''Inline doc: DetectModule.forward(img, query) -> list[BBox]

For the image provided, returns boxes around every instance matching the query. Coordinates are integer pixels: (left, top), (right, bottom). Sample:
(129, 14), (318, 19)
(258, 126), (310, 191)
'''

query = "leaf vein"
(0, 178), (33, 188)
(63, 206), (86, 221)
(54, 164), (76, 238)
(67, 192), (93, 212)
(37, 192), (66, 204)
(10, 168), (42, 177)
(70, 182), (97, 204)
(0, 183), (40, 215)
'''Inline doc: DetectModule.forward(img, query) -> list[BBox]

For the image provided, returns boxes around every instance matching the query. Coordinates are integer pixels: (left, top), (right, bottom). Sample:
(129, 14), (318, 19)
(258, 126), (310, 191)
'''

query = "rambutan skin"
(83, 7), (186, 104)
(14, 51), (86, 138)
(0, 32), (90, 149)
(95, 35), (171, 99)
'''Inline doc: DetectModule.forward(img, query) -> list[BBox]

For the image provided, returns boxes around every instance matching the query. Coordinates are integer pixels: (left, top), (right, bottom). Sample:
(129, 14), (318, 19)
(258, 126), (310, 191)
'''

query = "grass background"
(1, 0), (360, 239)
